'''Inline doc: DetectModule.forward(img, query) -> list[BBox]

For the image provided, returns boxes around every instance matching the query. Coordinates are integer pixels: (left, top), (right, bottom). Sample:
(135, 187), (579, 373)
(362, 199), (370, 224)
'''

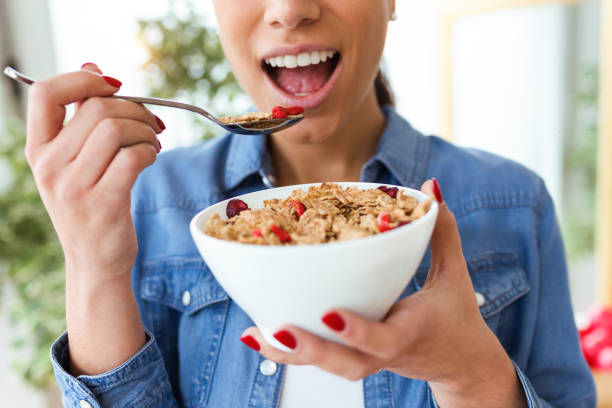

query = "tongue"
(275, 60), (334, 94)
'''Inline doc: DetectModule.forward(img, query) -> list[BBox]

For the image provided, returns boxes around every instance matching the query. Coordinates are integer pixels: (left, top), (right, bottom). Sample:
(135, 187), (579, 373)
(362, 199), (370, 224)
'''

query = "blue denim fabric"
(51, 106), (596, 407)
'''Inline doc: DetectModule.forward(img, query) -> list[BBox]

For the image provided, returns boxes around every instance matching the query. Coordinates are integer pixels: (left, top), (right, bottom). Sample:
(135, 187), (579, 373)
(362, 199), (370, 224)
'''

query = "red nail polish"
(157, 139), (162, 151)
(81, 62), (96, 69)
(102, 76), (122, 88)
(240, 335), (260, 351)
(432, 178), (443, 203)
(322, 312), (345, 332)
(273, 330), (296, 349)
(154, 115), (166, 131)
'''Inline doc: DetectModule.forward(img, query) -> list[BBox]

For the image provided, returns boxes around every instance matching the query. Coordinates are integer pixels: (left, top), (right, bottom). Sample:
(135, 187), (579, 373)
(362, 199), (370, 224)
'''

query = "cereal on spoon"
(205, 183), (433, 246)
(219, 105), (305, 124)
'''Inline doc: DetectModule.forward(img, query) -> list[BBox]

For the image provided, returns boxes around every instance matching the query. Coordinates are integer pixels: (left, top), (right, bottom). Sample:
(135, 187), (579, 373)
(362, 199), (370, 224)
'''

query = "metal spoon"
(3, 66), (304, 135)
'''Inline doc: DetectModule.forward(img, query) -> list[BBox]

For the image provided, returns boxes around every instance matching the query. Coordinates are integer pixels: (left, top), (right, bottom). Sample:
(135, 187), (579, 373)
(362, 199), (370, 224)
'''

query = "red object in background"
(579, 306), (612, 370)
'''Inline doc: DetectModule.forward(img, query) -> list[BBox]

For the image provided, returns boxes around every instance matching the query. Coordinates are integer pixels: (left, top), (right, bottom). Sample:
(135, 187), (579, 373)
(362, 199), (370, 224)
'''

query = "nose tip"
(264, 1), (321, 29)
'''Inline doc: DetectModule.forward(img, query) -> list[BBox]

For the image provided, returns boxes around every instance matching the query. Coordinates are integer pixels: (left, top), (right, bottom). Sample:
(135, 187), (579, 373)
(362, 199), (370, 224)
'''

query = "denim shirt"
(51, 107), (596, 407)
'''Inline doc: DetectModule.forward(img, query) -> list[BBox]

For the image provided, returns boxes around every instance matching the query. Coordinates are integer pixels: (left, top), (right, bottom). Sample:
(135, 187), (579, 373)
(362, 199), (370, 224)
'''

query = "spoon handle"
(2, 66), (219, 123)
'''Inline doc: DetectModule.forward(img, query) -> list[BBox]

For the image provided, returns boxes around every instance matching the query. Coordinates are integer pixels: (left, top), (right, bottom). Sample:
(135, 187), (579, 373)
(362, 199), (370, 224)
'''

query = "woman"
(25, 1), (594, 407)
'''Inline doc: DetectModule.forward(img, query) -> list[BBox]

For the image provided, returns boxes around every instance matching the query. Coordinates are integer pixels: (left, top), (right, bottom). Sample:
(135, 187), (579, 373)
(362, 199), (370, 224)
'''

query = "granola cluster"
(219, 111), (272, 124)
(204, 183), (433, 246)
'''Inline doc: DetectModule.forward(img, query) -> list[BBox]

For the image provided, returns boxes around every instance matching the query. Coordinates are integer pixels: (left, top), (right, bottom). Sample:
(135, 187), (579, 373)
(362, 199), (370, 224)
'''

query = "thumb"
(420, 179), (466, 287)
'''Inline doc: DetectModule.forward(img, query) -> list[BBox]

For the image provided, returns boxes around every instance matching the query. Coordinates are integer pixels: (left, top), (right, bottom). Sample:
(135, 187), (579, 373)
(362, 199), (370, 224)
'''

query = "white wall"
(451, 4), (568, 208)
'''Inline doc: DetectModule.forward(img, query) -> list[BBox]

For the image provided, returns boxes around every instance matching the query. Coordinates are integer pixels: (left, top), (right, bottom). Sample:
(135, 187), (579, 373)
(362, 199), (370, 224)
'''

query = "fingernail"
(432, 178), (443, 203)
(240, 335), (260, 351)
(81, 62), (97, 69)
(157, 139), (162, 152)
(273, 330), (297, 349)
(154, 115), (166, 131)
(322, 312), (345, 332)
(102, 75), (122, 88)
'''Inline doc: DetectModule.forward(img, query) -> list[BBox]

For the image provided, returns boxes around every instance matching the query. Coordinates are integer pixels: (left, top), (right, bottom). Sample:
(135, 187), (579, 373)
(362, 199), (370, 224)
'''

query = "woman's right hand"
(26, 63), (163, 284)
(26, 63), (164, 375)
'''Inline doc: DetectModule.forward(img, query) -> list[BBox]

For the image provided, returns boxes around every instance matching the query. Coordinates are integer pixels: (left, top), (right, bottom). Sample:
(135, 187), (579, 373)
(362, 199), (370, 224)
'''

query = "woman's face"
(212, 0), (394, 142)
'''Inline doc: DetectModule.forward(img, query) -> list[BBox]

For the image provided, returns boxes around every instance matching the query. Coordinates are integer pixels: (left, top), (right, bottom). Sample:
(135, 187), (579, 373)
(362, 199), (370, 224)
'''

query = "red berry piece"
(377, 186), (388, 193)
(272, 110), (288, 119)
(252, 229), (263, 238)
(285, 106), (305, 115)
(226, 199), (250, 218)
(377, 212), (392, 233)
(290, 200), (306, 218)
(270, 225), (292, 243)
(398, 220), (411, 227)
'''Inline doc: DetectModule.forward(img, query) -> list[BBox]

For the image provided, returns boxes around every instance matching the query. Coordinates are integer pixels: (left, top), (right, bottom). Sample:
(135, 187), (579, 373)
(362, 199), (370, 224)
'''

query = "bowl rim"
(189, 182), (439, 253)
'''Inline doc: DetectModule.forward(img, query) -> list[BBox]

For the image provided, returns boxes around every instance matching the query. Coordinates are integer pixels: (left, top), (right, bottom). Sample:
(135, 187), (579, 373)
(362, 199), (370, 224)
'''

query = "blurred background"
(0, 0), (609, 405)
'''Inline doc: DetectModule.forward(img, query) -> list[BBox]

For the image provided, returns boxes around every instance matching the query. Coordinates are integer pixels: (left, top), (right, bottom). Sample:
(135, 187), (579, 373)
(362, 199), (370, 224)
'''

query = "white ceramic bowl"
(190, 182), (438, 351)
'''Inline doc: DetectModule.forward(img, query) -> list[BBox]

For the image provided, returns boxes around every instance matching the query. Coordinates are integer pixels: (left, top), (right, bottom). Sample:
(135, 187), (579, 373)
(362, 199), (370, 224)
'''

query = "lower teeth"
(294, 92), (310, 97)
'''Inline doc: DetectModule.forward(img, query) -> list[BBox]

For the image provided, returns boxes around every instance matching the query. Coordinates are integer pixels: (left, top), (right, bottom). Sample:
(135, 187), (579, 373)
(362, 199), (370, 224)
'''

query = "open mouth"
(262, 49), (341, 108)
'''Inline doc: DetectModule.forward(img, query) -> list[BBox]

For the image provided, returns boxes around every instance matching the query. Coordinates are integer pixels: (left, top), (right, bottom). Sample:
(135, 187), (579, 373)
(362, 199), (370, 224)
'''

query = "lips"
(261, 46), (342, 109)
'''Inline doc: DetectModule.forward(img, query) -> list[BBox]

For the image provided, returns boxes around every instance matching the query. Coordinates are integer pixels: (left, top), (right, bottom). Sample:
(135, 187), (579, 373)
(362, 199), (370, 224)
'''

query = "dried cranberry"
(272, 109), (288, 119)
(270, 225), (292, 243)
(290, 200), (306, 218)
(377, 185), (398, 198)
(386, 187), (399, 198)
(252, 229), (263, 238)
(285, 106), (305, 115)
(226, 199), (250, 218)
(377, 212), (392, 233)
(398, 220), (411, 227)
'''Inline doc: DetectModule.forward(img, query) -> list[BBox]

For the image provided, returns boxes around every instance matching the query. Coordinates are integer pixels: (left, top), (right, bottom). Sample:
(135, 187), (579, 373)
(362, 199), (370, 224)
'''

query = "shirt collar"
(223, 106), (430, 191)
(361, 106), (430, 189)
(223, 132), (267, 191)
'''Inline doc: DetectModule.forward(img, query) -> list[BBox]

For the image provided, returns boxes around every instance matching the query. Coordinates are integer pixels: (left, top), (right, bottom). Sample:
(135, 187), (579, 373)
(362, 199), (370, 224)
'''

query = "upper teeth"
(265, 51), (337, 68)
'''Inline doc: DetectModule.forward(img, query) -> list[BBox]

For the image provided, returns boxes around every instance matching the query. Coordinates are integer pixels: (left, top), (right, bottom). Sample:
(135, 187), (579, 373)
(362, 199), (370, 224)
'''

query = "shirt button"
(475, 292), (486, 307)
(182, 291), (191, 306)
(79, 401), (93, 408)
(260, 359), (278, 376)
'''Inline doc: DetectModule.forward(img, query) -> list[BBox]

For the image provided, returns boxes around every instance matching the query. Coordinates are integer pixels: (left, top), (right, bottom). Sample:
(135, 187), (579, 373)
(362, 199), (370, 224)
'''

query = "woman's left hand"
(240, 179), (526, 408)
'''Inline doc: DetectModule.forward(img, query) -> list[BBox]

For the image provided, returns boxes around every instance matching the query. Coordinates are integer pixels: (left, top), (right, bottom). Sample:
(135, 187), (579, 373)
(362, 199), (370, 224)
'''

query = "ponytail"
(374, 69), (395, 107)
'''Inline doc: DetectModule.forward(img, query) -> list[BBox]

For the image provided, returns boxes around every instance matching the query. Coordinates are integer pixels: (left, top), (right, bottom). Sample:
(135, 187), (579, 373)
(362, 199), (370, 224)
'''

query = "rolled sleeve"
(513, 361), (540, 408)
(51, 329), (178, 407)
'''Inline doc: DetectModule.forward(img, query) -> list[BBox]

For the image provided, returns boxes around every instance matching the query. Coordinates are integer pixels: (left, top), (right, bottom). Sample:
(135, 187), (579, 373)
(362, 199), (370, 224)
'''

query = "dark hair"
(374, 69), (395, 107)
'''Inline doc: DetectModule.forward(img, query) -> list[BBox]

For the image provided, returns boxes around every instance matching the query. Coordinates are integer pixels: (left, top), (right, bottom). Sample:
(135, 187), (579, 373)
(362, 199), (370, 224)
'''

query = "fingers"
(241, 326), (384, 381)
(49, 96), (162, 166)
(26, 69), (122, 159)
(420, 179), (466, 284)
(81, 62), (102, 75)
(75, 63), (104, 110)
(96, 142), (157, 201)
(67, 118), (159, 188)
